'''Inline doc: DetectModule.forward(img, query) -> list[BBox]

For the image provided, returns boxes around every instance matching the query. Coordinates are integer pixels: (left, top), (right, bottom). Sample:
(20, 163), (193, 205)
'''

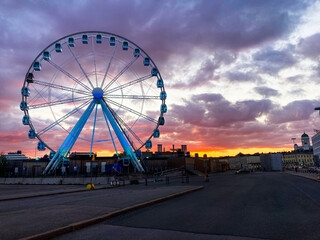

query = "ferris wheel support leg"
(90, 104), (98, 158)
(43, 101), (96, 175)
(100, 99), (144, 172)
(102, 110), (119, 158)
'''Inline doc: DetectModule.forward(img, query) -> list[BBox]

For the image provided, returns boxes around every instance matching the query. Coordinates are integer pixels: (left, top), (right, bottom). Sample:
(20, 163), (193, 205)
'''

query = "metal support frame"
(43, 101), (96, 174)
(100, 99), (144, 172)
(43, 97), (144, 174)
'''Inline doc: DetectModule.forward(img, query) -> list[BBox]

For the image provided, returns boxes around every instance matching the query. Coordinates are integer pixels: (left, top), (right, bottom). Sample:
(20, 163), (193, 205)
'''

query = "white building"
(4, 152), (28, 161)
(294, 132), (312, 151)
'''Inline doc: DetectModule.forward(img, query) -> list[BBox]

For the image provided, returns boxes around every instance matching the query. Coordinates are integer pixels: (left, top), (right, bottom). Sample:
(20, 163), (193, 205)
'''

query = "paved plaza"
(0, 172), (319, 240)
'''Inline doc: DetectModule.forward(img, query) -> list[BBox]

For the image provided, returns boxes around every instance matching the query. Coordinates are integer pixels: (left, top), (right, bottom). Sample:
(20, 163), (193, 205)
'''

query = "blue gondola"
(49, 151), (55, 160)
(145, 140), (152, 149)
(37, 142), (46, 151)
(68, 37), (75, 47)
(21, 87), (30, 97)
(55, 43), (62, 52)
(28, 129), (36, 139)
(22, 116), (30, 125)
(153, 129), (160, 138)
(158, 116), (165, 125)
(20, 101), (29, 111)
(26, 73), (34, 83)
(157, 78), (164, 88)
(110, 36), (115, 46)
(82, 34), (88, 44)
(160, 91), (167, 100)
(161, 104), (167, 113)
(134, 48), (140, 57)
(151, 67), (158, 76)
(122, 41), (128, 50)
(96, 34), (102, 44)
(43, 51), (51, 61)
(143, 57), (150, 66)
(33, 61), (41, 71)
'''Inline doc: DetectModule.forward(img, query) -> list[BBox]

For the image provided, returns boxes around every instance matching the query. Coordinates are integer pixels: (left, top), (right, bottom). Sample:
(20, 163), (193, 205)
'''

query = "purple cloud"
(171, 51), (236, 88)
(297, 33), (320, 59)
(268, 100), (320, 124)
(225, 71), (261, 83)
(253, 46), (297, 74)
(172, 93), (273, 127)
(254, 86), (280, 97)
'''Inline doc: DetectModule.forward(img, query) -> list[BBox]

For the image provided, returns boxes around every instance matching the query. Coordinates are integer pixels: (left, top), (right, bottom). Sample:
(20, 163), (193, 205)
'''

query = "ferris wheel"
(20, 31), (167, 174)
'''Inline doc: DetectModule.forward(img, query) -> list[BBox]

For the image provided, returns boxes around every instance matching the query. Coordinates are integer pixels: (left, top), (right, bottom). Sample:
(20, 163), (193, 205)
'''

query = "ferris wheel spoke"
(105, 74), (153, 94)
(107, 94), (160, 100)
(67, 45), (95, 89)
(103, 101), (137, 151)
(103, 57), (139, 91)
(90, 103), (98, 157)
(38, 100), (91, 136)
(105, 98), (158, 124)
(91, 37), (98, 87)
(29, 96), (91, 109)
(48, 60), (92, 92)
(33, 80), (91, 96)
(110, 108), (143, 146)
(28, 83), (50, 105)
(100, 42), (118, 89)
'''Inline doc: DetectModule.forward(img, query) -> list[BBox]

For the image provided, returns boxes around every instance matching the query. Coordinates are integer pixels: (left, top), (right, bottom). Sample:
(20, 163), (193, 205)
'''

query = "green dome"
(301, 132), (309, 138)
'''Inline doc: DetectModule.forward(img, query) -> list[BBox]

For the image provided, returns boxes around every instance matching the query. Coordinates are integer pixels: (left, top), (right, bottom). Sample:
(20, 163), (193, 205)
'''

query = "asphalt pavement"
(0, 177), (202, 240)
(55, 172), (320, 240)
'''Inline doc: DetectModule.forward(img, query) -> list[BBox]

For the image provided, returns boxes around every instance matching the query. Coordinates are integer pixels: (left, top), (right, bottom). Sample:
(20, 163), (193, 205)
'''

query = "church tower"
(301, 132), (310, 150)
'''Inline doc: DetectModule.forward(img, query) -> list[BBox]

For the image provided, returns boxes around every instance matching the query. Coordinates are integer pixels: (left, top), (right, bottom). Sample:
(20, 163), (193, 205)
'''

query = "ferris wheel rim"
(22, 31), (166, 154)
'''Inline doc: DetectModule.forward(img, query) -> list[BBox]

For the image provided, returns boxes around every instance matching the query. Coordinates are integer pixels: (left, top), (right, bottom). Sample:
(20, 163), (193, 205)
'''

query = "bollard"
(145, 178), (148, 186)
(166, 176), (169, 184)
(186, 175), (189, 184)
(181, 173), (184, 183)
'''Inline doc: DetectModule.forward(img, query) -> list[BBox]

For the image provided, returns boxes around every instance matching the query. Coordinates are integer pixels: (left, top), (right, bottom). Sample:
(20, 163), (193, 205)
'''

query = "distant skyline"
(1, 0), (320, 157)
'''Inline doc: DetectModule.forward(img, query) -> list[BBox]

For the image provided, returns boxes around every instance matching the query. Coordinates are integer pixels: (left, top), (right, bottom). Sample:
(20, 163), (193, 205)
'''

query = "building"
(294, 132), (312, 151)
(282, 151), (315, 169)
(260, 153), (282, 171)
(23, 159), (49, 177)
(228, 153), (261, 170)
(3, 151), (29, 176)
(209, 158), (229, 172)
(181, 145), (187, 154)
(312, 130), (320, 164)
(69, 152), (118, 175)
(157, 144), (162, 153)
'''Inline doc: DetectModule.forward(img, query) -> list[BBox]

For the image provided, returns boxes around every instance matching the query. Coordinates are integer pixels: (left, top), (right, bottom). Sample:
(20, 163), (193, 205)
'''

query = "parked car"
(308, 167), (320, 173)
(235, 168), (250, 174)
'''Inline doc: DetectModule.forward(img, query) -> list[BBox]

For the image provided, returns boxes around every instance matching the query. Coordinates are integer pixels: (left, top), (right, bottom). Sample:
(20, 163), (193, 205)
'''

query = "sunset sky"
(1, 0), (320, 158)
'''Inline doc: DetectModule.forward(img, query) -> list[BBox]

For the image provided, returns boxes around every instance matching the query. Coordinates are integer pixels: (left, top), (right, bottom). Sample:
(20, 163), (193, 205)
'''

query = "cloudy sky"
(1, 0), (320, 157)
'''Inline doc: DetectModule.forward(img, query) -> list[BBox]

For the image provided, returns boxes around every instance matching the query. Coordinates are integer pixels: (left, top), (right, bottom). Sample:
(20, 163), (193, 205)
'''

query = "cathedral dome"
(301, 132), (309, 138)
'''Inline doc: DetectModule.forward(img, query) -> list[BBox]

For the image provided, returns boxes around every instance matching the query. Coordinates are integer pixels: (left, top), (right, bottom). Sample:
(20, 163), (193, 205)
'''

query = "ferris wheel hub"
(92, 87), (104, 99)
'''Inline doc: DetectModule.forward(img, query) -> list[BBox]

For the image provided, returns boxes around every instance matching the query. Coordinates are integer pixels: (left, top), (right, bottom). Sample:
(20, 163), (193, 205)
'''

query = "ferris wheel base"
(43, 98), (144, 175)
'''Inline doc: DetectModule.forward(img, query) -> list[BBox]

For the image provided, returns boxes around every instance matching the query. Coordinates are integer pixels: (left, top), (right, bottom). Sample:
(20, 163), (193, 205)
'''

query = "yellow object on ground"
(86, 184), (95, 190)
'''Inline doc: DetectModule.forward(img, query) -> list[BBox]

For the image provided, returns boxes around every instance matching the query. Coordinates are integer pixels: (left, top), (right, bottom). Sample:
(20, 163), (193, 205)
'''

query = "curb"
(285, 172), (320, 182)
(20, 185), (204, 240)
(0, 186), (109, 202)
